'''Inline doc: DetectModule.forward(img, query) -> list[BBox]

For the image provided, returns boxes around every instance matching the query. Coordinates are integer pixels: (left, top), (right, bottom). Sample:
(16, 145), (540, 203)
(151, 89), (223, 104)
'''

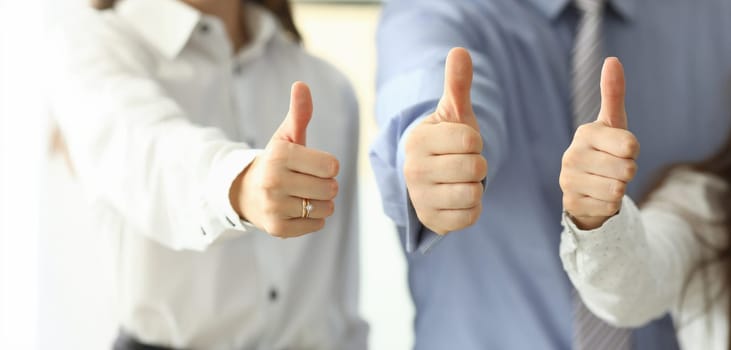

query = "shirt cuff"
(200, 147), (262, 246)
(560, 196), (640, 278)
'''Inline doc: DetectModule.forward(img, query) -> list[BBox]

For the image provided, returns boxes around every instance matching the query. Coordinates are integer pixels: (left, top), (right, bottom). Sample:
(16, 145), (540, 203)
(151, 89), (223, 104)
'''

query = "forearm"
(49, 27), (255, 250)
(55, 104), (256, 250)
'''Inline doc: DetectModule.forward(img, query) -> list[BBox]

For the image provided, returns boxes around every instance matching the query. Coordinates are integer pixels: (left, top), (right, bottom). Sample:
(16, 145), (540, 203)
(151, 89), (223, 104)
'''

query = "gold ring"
(301, 198), (313, 219)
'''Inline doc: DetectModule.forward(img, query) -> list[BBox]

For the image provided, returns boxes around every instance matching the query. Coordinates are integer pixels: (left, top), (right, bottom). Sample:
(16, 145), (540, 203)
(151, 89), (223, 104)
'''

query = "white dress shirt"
(560, 168), (728, 350)
(47, 1), (367, 349)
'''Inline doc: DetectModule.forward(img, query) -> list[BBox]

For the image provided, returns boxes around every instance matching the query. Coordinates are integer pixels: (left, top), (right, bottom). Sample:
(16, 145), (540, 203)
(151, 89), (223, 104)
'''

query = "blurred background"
(0, 0), (415, 349)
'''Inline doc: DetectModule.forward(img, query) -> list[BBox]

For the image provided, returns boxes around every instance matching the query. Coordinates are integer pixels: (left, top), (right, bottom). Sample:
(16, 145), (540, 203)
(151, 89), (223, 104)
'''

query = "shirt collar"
(116, 0), (201, 59)
(527, 0), (637, 21)
(115, 0), (281, 60)
(235, 4), (279, 62)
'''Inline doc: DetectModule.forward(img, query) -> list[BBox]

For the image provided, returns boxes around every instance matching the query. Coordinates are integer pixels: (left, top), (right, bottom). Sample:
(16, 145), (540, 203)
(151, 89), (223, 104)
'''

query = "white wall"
(0, 0), (45, 348)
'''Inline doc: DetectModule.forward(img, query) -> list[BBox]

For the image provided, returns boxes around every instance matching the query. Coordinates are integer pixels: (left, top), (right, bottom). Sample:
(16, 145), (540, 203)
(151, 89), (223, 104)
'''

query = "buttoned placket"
(220, 25), (283, 348)
(197, 12), (289, 348)
(230, 47), (261, 149)
(251, 233), (287, 350)
(194, 16), (253, 234)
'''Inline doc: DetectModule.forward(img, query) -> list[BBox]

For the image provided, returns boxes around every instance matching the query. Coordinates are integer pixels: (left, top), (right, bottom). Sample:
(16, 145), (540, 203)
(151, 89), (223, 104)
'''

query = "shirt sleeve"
(560, 176), (719, 328)
(47, 13), (258, 251)
(369, 0), (508, 254)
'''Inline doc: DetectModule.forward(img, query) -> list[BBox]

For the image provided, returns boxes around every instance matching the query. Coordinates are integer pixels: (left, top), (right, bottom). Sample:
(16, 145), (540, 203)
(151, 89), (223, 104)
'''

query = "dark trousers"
(113, 331), (179, 350)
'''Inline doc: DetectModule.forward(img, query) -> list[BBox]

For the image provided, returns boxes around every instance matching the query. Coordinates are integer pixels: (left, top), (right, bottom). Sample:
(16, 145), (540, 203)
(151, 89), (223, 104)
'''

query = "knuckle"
(467, 156), (488, 179)
(315, 219), (326, 231)
(442, 219), (459, 233)
(324, 201), (335, 217)
(329, 158), (340, 177)
(561, 150), (578, 169)
(403, 159), (424, 181)
(467, 183), (483, 206)
(575, 124), (591, 139)
(408, 188), (424, 207)
(415, 208), (440, 232)
(624, 161), (638, 181)
(609, 180), (626, 201)
(329, 180), (339, 199)
(558, 172), (570, 191)
(559, 170), (578, 192)
(622, 135), (640, 157)
(605, 201), (621, 215)
(403, 161), (415, 180)
(462, 128), (482, 152)
(563, 195), (579, 212)
(467, 205), (482, 226)
(404, 127), (425, 154)
(404, 136), (415, 154)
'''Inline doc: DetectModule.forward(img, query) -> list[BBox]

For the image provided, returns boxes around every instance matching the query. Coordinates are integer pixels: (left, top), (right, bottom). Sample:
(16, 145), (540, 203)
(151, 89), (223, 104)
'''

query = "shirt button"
(269, 288), (278, 302)
(233, 63), (243, 75)
(199, 23), (210, 33)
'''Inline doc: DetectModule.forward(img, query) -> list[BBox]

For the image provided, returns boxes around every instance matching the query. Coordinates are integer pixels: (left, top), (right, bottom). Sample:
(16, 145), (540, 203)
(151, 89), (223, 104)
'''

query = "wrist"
(229, 164), (251, 221)
(568, 213), (610, 231)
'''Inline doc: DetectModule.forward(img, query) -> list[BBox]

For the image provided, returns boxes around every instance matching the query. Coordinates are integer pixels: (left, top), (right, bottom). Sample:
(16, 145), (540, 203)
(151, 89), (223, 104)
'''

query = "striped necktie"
(571, 0), (632, 349)
(572, 0), (604, 126)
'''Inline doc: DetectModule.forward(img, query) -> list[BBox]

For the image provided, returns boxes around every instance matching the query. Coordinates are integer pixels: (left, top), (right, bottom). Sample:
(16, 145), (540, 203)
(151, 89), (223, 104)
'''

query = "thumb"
(597, 57), (628, 129)
(273, 81), (313, 146)
(436, 47), (477, 128)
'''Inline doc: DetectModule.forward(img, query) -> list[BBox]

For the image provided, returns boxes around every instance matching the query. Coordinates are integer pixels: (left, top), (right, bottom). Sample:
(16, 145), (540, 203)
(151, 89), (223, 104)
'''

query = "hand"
(404, 48), (488, 235)
(230, 82), (340, 238)
(560, 57), (640, 230)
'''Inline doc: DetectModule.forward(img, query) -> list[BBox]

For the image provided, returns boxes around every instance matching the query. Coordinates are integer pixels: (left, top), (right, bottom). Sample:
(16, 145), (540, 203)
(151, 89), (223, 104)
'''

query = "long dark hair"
(91, 0), (302, 42)
(640, 132), (731, 349)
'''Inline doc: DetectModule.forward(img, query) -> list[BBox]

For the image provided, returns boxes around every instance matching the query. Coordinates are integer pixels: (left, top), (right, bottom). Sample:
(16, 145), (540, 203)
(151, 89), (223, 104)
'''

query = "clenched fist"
(230, 82), (339, 238)
(404, 48), (488, 235)
(560, 58), (640, 230)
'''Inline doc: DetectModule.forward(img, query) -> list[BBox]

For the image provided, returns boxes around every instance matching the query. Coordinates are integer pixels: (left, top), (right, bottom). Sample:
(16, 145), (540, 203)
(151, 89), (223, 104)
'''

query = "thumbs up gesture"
(560, 58), (640, 230)
(230, 82), (339, 238)
(404, 48), (488, 235)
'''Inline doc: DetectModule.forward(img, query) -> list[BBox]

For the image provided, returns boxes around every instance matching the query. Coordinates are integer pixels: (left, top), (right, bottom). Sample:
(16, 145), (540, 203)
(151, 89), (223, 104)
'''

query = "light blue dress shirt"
(370, 0), (731, 349)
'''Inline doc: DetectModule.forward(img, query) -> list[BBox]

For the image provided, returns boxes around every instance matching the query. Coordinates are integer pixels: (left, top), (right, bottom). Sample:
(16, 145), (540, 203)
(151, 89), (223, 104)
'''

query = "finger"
(561, 170), (626, 203)
(565, 147), (637, 182)
(422, 154), (487, 184)
(564, 195), (621, 219)
(281, 198), (335, 220)
(283, 143), (340, 178)
(597, 57), (627, 129)
(431, 205), (482, 234)
(407, 122), (483, 156)
(413, 182), (483, 210)
(266, 218), (326, 239)
(575, 123), (640, 159)
(284, 171), (338, 201)
(272, 81), (313, 145)
(435, 47), (478, 129)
